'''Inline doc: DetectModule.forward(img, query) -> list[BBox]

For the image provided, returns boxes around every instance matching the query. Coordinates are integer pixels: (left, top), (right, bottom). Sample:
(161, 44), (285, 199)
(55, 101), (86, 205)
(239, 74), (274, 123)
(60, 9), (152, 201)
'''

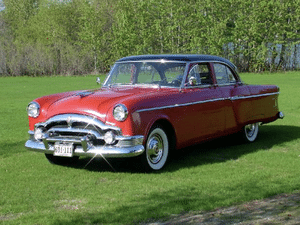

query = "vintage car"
(26, 54), (284, 171)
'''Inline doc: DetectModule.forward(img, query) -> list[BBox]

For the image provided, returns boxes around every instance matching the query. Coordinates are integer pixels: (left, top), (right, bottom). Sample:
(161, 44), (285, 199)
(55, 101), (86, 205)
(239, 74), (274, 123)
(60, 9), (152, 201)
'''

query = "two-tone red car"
(26, 55), (284, 171)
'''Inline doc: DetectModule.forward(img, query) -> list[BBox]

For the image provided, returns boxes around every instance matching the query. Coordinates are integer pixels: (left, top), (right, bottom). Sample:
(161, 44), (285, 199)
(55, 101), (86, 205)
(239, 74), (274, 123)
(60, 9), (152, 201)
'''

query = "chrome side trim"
(230, 92), (280, 101)
(136, 98), (225, 113)
(136, 92), (280, 113)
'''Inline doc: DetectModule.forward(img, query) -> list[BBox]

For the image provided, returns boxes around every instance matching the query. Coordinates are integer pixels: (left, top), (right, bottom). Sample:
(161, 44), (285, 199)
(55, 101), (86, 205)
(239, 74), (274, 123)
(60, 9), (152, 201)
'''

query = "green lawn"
(0, 72), (300, 224)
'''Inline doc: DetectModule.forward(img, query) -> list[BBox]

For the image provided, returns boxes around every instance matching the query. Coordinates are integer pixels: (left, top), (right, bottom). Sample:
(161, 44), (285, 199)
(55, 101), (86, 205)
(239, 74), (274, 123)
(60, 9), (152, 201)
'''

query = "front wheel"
(242, 123), (259, 142)
(141, 125), (169, 171)
(45, 154), (79, 165)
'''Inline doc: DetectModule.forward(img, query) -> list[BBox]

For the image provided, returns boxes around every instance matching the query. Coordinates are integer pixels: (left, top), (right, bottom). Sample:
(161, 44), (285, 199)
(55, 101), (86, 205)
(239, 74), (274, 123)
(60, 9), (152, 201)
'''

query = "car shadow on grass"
(167, 124), (300, 171)
(50, 125), (300, 225)
(0, 141), (27, 158)
(69, 124), (300, 173)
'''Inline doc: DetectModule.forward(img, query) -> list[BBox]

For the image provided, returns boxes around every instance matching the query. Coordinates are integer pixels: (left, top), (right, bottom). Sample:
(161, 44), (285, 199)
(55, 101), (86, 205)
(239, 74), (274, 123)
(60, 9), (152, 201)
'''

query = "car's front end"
(25, 112), (144, 159)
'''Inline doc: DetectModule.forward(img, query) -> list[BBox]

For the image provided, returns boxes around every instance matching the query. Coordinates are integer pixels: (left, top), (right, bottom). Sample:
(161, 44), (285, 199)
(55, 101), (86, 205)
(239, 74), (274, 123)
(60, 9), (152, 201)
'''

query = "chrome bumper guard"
(25, 131), (145, 158)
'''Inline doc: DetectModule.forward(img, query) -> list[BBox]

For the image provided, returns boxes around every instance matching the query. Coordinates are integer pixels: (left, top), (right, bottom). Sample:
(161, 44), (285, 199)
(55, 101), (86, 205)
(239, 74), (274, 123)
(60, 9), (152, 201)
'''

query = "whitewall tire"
(142, 125), (169, 171)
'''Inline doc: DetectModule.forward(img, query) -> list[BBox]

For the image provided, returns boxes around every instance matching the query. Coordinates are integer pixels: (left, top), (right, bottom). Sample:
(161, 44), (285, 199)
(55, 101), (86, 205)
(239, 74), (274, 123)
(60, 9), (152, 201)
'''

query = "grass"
(0, 71), (300, 224)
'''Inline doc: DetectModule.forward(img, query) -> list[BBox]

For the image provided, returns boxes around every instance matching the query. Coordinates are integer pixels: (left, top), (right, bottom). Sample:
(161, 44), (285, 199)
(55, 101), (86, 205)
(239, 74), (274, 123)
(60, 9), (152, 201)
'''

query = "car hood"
(42, 87), (161, 121)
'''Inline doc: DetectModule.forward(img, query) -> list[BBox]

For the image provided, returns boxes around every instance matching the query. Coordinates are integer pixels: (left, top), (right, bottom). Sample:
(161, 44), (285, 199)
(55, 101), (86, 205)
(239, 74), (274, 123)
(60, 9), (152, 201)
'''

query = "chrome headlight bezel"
(113, 104), (128, 122)
(27, 102), (40, 118)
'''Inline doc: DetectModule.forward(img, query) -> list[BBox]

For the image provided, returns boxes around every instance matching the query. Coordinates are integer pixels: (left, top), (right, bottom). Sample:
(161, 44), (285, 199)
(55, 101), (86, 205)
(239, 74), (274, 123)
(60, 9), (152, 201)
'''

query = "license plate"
(54, 143), (74, 157)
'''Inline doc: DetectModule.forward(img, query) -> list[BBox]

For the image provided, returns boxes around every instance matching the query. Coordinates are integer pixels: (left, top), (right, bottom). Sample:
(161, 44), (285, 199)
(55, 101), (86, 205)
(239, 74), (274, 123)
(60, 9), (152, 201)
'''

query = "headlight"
(113, 104), (128, 121)
(27, 102), (40, 118)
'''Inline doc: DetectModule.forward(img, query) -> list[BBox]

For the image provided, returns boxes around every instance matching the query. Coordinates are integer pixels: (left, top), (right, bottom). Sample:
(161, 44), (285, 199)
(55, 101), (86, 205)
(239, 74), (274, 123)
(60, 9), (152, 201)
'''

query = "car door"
(176, 63), (226, 146)
(213, 63), (253, 133)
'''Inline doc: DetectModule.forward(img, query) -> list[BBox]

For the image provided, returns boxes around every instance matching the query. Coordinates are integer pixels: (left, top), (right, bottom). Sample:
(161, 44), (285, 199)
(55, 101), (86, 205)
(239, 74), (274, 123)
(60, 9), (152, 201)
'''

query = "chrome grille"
(35, 114), (121, 150)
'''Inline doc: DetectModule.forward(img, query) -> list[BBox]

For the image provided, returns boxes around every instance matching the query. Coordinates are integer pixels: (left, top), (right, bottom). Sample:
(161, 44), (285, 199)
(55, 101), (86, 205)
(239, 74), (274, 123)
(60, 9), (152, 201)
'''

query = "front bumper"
(25, 131), (145, 158)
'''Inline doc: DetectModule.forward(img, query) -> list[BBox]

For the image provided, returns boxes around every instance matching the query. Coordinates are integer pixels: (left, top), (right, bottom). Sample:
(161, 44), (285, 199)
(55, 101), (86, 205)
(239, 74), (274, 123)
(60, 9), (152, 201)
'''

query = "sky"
(0, 0), (4, 12)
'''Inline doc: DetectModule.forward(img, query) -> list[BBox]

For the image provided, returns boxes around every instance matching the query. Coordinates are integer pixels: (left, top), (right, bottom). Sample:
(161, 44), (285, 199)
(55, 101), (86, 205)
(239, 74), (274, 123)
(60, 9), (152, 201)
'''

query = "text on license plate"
(54, 143), (74, 157)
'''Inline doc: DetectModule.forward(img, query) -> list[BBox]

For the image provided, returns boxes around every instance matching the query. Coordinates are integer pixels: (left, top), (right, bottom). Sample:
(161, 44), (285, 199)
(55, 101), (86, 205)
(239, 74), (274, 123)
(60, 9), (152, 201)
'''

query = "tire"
(45, 154), (79, 165)
(141, 125), (169, 171)
(242, 123), (259, 142)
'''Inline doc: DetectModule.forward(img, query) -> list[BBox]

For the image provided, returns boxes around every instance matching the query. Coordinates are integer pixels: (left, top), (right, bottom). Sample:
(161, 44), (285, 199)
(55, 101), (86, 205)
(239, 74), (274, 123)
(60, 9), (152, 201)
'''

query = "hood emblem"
(77, 91), (94, 98)
(67, 116), (73, 128)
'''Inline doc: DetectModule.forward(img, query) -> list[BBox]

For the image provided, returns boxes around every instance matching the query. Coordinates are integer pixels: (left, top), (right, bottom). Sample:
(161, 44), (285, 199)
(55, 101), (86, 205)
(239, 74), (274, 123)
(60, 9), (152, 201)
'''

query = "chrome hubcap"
(147, 134), (163, 164)
(245, 124), (256, 137)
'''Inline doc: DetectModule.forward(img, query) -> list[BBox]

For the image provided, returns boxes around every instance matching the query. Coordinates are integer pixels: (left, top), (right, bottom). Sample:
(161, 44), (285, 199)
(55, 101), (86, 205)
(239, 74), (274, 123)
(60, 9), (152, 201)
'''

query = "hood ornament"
(76, 91), (94, 98)
(67, 116), (73, 128)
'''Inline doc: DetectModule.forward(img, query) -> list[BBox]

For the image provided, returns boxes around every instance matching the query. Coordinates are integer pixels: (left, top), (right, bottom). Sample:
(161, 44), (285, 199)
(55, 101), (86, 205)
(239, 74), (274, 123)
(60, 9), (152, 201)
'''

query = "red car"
(26, 55), (284, 171)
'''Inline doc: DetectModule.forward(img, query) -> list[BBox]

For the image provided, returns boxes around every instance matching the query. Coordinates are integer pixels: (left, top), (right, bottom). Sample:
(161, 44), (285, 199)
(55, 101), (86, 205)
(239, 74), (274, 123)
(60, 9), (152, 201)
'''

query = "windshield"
(103, 61), (186, 88)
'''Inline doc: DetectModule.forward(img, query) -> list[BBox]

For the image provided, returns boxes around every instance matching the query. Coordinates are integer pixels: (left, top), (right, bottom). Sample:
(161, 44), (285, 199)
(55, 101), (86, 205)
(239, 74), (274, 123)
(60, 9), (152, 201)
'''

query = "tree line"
(0, 0), (299, 76)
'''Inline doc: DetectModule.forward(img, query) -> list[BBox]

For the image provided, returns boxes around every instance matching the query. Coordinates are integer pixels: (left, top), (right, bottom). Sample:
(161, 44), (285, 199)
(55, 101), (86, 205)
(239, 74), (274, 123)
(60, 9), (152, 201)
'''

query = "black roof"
(117, 54), (236, 70)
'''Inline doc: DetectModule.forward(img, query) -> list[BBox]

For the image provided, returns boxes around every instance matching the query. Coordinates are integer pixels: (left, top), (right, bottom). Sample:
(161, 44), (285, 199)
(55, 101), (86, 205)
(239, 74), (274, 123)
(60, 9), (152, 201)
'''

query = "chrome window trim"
(180, 62), (192, 89)
(115, 60), (186, 64)
(104, 60), (238, 89)
(216, 82), (239, 87)
(103, 61), (187, 88)
(115, 59), (237, 72)
(136, 92), (279, 113)
(182, 84), (214, 89)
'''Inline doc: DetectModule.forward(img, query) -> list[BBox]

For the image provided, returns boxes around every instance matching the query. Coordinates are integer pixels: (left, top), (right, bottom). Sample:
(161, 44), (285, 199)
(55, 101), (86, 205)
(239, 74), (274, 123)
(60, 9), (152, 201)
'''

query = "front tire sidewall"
(144, 126), (169, 171)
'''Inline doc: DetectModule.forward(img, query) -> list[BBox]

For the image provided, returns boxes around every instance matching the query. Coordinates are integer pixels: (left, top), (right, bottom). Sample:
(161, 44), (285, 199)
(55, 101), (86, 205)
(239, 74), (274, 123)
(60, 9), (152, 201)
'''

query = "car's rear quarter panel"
(247, 85), (280, 123)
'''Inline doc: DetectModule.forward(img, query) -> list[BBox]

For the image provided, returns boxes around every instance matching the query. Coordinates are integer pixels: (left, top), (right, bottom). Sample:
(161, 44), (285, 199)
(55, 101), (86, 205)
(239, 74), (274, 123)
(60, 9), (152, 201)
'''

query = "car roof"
(116, 54), (237, 71)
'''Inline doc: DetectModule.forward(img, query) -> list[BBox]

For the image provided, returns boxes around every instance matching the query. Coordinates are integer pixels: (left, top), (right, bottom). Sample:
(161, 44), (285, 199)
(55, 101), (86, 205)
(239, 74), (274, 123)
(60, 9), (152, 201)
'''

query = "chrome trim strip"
(183, 84), (213, 89)
(115, 60), (186, 63)
(230, 92), (279, 101)
(48, 127), (103, 139)
(136, 97), (225, 113)
(136, 92), (279, 113)
(217, 83), (239, 87)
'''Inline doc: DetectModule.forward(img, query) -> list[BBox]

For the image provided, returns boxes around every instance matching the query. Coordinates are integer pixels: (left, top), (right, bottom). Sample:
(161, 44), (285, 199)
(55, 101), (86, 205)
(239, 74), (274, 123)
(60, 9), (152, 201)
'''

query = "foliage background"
(0, 0), (300, 76)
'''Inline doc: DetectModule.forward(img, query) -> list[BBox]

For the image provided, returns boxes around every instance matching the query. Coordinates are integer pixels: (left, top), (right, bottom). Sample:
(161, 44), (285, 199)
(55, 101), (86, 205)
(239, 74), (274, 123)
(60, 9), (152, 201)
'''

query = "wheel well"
(153, 119), (176, 150)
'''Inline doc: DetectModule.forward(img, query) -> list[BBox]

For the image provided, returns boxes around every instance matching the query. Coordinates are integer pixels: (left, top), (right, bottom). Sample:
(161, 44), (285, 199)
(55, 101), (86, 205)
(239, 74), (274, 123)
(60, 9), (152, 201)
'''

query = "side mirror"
(189, 76), (197, 86)
(96, 77), (101, 85)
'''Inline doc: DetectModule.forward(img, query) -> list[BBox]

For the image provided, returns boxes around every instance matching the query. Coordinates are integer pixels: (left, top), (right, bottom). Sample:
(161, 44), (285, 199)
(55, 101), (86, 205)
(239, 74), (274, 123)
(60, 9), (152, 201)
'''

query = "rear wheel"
(45, 154), (79, 165)
(242, 123), (259, 142)
(141, 125), (169, 171)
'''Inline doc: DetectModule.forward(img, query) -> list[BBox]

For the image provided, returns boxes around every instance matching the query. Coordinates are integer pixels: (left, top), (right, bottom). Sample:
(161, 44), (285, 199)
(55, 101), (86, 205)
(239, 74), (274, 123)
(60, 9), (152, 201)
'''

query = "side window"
(214, 63), (236, 85)
(187, 63), (212, 86)
(164, 65), (186, 87)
